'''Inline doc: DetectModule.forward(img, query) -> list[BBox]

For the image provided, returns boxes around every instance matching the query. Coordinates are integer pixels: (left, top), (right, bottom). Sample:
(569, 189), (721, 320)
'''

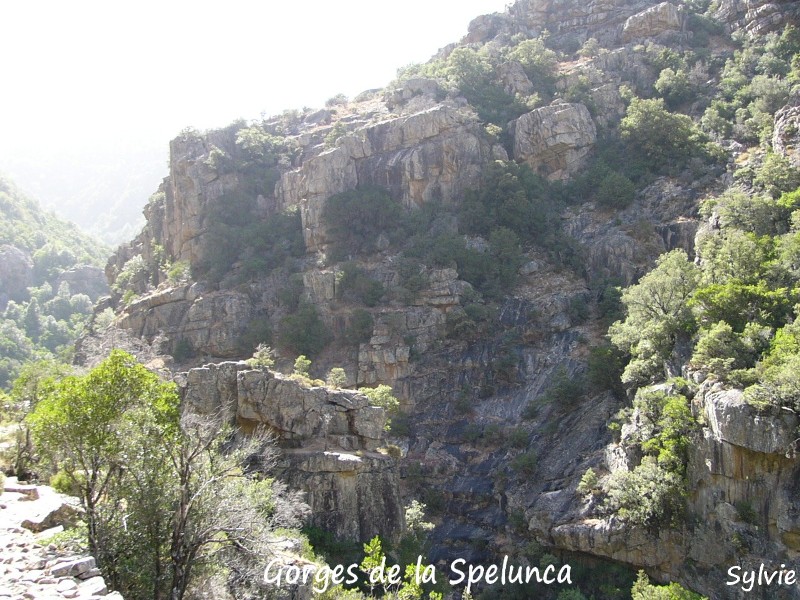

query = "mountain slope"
(101, 0), (800, 597)
(0, 175), (110, 387)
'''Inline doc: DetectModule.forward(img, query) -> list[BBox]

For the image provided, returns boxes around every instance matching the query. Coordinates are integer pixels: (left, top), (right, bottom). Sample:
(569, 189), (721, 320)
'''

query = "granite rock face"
(0, 244), (33, 308)
(713, 0), (800, 35)
(278, 105), (497, 252)
(180, 362), (404, 543)
(469, 0), (675, 47)
(116, 285), (254, 358)
(773, 93), (800, 168)
(511, 103), (597, 180)
(621, 2), (683, 42)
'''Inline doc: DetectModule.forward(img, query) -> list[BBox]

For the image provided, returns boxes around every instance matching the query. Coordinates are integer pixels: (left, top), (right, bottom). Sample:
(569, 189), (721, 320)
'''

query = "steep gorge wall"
(99, 0), (800, 596)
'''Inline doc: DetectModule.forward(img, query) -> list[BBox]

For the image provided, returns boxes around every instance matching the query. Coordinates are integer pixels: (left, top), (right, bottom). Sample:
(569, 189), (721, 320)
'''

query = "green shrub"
(596, 171), (636, 209)
(443, 47), (530, 126)
(603, 457), (686, 529)
(238, 316), (273, 354)
(362, 385), (399, 413)
(577, 468), (599, 496)
(166, 260), (191, 284)
(630, 569), (705, 599)
(246, 344), (275, 369)
(293, 355), (311, 378)
(508, 427), (529, 449)
(322, 186), (403, 261)
(50, 469), (81, 496)
(278, 304), (332, 357)
(507, 37), (559, 93)
(326, 367), (347, 388)
(568, 295), (590, 324)
(344, 309), (374, 345)
(511, 450), (538, 476)
(735, 500), (759, 525)
(339, 264), (384, 306)
(540, 367), (586, 407)
(396, 258), (429, 297)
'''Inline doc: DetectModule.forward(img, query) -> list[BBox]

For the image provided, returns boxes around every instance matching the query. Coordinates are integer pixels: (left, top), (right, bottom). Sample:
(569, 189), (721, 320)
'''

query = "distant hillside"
(0, 176), (110, 262)
(0, 175), (110, 387)
(0, 139), (167, 246)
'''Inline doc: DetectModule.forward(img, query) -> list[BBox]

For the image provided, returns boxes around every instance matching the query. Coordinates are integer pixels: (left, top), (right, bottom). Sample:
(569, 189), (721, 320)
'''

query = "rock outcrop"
(114, 284), (254, 358)
(541, 382), (800, 599)
(0, 244), (33, 308)
(180, 362), (404, 542)
(621, 2), (683, 42)
(467, 0), (684, 48)
(511, 103), (597, 180)
(95, 1), (800, 597)
(714, 0), (800, 35)
(773, 93), (800, 168)
(278, 105), (499, 252)
(55, 265), (109, 301)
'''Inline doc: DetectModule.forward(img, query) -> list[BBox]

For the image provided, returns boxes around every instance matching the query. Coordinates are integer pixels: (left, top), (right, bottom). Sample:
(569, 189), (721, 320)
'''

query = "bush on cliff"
(28, 349), (309, 600)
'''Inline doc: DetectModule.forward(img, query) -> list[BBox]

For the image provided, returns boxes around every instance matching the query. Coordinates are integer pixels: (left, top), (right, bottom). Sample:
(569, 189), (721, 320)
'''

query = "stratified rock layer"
(511, 103), (597, 180)
(180, 362), (404, 543)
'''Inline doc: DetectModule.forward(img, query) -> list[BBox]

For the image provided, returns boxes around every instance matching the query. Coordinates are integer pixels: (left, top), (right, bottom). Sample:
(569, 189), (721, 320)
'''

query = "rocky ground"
(0, 478), (120, 600)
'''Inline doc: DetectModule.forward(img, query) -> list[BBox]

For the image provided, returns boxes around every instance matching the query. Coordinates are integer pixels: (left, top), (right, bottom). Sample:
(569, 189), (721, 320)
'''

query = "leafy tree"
(655, 67), (694, 108)
(619, 97), (709, 175)
(326, 367), (347, 388)
(5, 359), (72, 479)
(507, 37), (559, 90)
(278, 303), (332, 357)
(689, 279), (793, 332)
(28, 350), (177, 558)
(28, 350), (309, 600)
(690, 321), (749, 378)
(609, 250), (701, 386)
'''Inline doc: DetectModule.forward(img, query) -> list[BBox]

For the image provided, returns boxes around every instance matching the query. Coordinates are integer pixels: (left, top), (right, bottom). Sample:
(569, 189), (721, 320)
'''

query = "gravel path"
(0, 478), (121, 600)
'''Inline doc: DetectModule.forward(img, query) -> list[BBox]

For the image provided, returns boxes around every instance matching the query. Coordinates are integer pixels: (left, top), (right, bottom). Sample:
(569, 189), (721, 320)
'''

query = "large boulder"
(621, 2), (683, 42)
(511, 103), (597, 180)
(703, 387), (798, 456)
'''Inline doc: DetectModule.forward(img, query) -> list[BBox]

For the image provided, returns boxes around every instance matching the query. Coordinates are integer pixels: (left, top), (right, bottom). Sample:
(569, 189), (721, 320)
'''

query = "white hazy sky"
(1, 0), (511, 157)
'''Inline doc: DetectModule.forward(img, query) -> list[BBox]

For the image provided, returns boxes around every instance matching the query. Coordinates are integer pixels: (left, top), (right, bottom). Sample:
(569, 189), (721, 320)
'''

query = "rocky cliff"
(101, 0), (800, 596)
(179, 361), (403, 543)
